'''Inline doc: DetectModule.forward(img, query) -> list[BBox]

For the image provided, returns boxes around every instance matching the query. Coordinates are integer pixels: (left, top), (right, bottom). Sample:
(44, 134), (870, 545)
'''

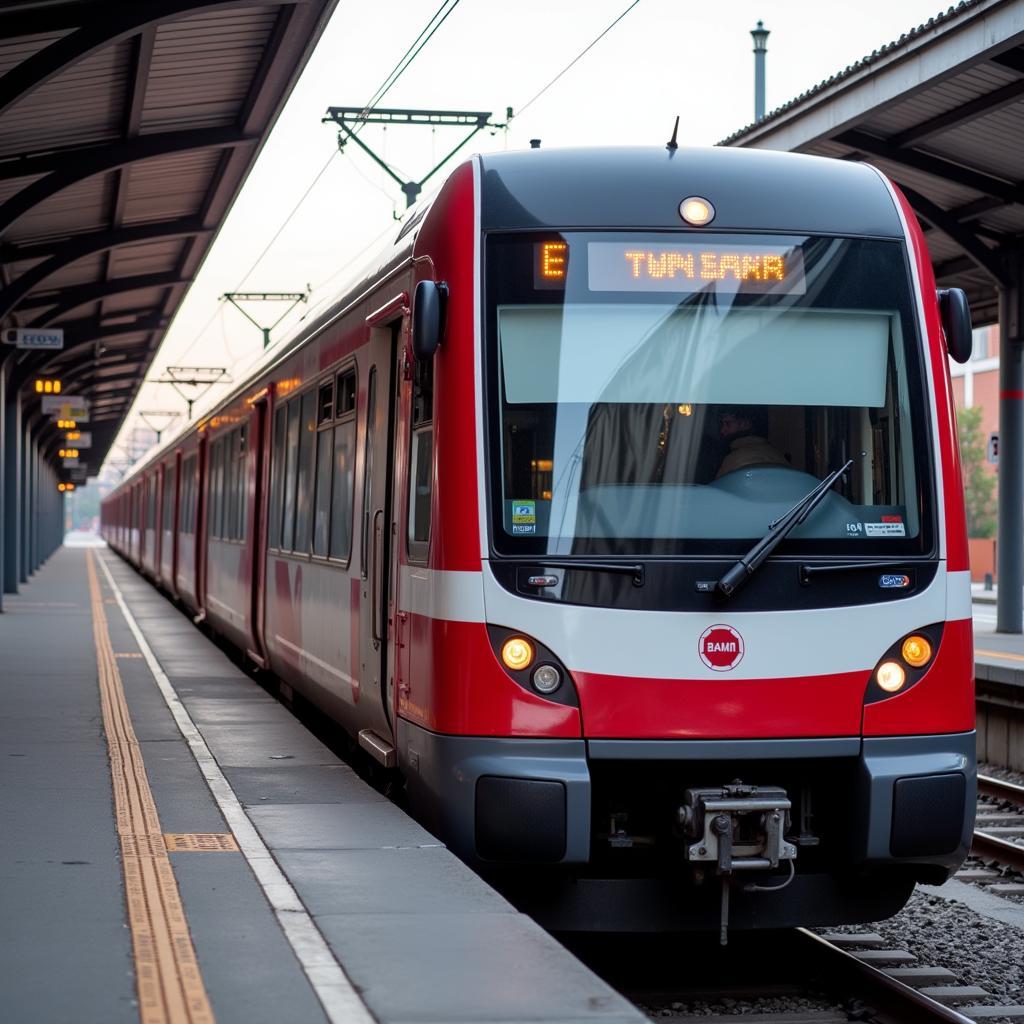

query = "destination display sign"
(42, 395), (90, 420)
(587, 242), (806, 294)
(2, 327), (63, 350)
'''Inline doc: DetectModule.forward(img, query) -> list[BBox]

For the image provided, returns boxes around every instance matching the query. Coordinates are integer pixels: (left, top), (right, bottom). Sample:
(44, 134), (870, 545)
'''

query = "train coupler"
(678, 783), (798, 945)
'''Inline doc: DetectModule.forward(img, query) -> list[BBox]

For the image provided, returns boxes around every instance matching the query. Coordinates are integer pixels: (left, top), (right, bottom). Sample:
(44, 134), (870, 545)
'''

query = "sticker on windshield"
(864, 522), (906, 537)
(512, 501), (536, 524)
(511, 523), (536, 535)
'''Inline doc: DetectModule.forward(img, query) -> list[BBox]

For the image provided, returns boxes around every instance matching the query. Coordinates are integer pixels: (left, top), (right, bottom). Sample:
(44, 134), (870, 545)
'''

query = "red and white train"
(102, 146), (976, 934)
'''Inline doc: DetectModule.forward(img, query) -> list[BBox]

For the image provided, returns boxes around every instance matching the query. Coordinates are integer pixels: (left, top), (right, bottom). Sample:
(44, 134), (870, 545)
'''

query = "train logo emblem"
(698, 624), (744, 671)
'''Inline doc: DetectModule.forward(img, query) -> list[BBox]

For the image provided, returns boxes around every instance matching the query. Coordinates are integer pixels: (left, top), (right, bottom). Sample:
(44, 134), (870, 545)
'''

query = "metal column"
(0, 364), (5, 612)
(997, 262), (1024, 633)
(20, 420), (30, 582)
(2, 383), (15, 593)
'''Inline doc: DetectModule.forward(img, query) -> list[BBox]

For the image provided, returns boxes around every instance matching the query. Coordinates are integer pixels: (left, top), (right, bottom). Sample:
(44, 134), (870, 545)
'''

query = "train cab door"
(246, 393), (270, 667)
(357, 303), (404, 757)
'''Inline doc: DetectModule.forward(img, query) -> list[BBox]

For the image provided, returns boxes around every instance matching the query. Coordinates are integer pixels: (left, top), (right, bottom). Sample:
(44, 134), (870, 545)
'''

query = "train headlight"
(501, 637), (534, 671)
(531, 664), (562, 694)
(876, 661), (906, 693)
(901, 635), (932, 668)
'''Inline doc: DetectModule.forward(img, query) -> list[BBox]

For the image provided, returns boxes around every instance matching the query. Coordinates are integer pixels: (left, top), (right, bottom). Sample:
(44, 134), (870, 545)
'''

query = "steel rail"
(971, 829), (1024, 872)
(977, 772), (1024, 805)
(973, 773), (1024, 870)
(795, 929), (975, 1024)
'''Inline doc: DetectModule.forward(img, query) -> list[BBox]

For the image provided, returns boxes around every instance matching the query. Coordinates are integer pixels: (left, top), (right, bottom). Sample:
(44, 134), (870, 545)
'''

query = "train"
(102, 145), (976, 937)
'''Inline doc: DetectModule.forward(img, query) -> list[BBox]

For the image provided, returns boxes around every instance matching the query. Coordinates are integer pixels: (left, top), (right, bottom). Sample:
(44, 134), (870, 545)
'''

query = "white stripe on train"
(398, 565), (969, 680)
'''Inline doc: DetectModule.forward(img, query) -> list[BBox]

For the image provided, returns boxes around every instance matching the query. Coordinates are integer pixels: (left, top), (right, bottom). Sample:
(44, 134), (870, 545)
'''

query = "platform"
(972, 593), (1024, 686)
(0, 544), (642, 1024)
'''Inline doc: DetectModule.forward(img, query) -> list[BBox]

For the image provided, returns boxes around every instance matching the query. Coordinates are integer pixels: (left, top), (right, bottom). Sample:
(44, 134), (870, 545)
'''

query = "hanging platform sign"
(2, 327), (63, 350)
(62, 456), (80, 468)
(71, 431), (92, 449)
(42, 395), (90, 420)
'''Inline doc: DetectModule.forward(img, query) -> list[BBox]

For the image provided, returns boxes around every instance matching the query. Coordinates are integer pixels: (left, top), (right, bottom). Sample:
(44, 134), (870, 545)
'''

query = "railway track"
(972, 773), (1024, 873)
(576, 927), (1017, 1023)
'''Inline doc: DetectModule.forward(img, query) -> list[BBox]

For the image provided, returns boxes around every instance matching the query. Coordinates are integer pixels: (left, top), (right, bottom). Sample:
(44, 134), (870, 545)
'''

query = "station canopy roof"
(722, 0), (1024, 329)
(0, 0), (337, 478)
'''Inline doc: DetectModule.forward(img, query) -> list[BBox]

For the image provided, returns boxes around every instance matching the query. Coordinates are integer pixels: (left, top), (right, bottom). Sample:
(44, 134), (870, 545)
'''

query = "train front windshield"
(485, 233), (934, 558)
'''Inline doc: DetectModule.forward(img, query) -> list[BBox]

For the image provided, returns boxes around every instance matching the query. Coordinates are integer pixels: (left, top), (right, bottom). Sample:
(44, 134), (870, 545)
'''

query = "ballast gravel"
(824, 888), (1024, 1010)
(636, 994), (846, 1019)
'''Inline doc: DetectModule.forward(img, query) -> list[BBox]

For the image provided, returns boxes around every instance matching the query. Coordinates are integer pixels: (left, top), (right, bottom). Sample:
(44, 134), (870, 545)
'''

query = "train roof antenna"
(666, 115), (680, 152)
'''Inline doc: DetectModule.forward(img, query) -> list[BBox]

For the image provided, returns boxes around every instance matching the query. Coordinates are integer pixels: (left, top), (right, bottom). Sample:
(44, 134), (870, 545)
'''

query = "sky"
(107, 0), (955, 467)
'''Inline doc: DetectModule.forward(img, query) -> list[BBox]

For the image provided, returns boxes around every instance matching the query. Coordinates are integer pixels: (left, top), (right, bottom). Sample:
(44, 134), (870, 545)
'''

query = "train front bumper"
(399, 721), (975, 878)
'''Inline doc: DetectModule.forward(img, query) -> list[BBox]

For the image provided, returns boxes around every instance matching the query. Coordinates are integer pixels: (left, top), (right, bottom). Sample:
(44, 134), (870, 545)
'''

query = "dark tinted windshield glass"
(485, 232), (933, 558)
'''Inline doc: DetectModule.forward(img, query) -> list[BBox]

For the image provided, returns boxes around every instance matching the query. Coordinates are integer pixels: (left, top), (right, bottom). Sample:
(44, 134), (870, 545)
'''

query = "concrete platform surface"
(0, 546), (644, 1024)
(973, 598), (1024, 685)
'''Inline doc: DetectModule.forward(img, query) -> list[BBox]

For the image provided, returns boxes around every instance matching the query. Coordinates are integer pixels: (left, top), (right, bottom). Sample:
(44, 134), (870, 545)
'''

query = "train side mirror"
(938, 288), (972, 364)
(412, 280), (448, 361)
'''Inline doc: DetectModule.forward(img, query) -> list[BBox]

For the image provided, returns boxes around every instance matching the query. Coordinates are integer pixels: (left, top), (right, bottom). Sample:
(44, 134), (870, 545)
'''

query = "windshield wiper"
(716, 459), (853, 599)
(510, 559), (645, 587)
(798, 560), (915, 585)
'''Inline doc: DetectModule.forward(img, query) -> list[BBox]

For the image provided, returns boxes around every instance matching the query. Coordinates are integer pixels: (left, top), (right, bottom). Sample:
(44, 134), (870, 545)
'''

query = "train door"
(156, 465), (165, 575)
(195, 433), (209, 620)
(247, 394), (270, 666)
(357, 313), (402, 753)
(170, 451), (181, 599)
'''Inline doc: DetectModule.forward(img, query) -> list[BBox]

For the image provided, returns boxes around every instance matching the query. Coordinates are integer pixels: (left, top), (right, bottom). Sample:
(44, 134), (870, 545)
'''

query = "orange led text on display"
(623, 249), (786, 283)
(540, 241), (568, 280)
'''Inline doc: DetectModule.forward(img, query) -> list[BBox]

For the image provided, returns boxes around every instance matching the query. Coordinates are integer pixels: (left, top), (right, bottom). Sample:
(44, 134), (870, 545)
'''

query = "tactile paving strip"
(88, 551), (217, 1024)
(164, 834), (240, 853)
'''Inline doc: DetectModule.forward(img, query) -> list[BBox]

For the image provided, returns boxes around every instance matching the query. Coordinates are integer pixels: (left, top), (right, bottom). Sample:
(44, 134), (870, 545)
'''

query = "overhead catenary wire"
(514, 0), (641, 119)
(166, 1), (464, 373)
(360, 0), (463, 116)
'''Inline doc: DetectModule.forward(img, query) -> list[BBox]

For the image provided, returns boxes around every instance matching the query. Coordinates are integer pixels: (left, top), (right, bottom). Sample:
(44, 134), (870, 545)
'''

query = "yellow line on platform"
(87, 550), (216, 1024)
(975, 647), (1024, 664)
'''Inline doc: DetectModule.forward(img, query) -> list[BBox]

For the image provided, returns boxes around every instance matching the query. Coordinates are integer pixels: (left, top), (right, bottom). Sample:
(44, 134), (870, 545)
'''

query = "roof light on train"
(679, 196), (715, 226)
(875, 661), (906, 693)
(901, 635), (932, 668)
(501, 637), (534, 671)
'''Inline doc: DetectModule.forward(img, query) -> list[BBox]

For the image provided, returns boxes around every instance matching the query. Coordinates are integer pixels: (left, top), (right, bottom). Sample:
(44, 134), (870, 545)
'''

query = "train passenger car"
(101, 146), (976, 935)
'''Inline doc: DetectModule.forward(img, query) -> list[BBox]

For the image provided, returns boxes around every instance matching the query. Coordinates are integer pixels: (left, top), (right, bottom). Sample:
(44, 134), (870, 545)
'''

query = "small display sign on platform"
(2, 327), (63, 350)
(42, 395), (90, 420)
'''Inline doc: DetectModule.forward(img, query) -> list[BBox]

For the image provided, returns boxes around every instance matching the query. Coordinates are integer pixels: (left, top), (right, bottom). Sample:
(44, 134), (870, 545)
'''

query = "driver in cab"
(716, 405), (788, 478)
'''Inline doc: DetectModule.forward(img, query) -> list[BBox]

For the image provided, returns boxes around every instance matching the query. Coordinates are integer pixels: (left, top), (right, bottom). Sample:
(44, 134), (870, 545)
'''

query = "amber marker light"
(679, 196), (715, 226)
(901, 635), (932, 668)
(501, 636), (534, 671)
(876, 661), (906, 693)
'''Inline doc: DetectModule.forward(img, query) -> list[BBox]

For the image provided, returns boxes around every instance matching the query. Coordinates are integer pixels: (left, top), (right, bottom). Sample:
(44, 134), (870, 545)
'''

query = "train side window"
(224, 433), (237, 541)
(294, 389), (317, 554)
(241, 426), (250, 539)
(182, 455), (196, 534)
(230, 421), (247, 540)
(282, 398), (301, 551)
(162, 466), (174, 534)
(407, 355), (434, 561)
(330, 368), (357, 561)
(361, 368), (377, 578)
(318, 380), (333, 424)
(210, 438), (225, 540)
(312, 412), (334, 558)
(269, 405), (286, 548)
(337, 369), (356, 415)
